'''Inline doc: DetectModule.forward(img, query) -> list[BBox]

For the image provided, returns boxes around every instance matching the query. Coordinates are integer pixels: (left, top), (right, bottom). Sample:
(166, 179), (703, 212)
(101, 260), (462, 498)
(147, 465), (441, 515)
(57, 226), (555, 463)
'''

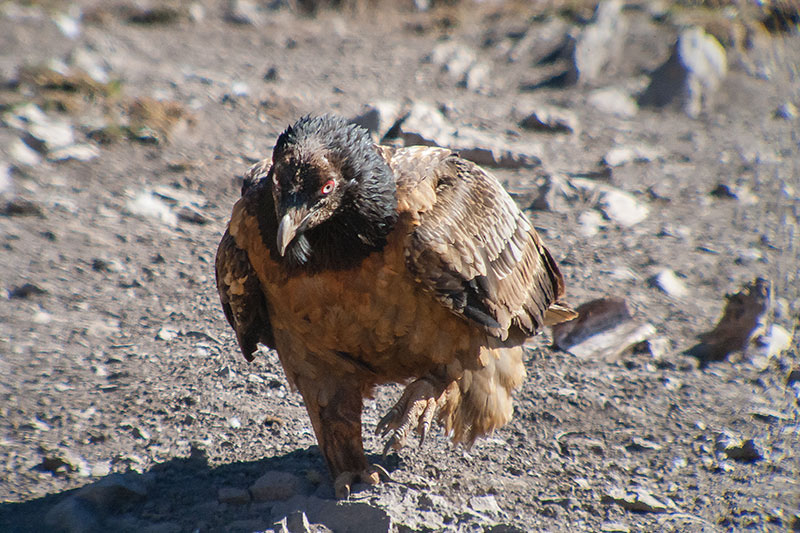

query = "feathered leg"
(295, 375), (380, 498)
(377, 346), (526, 451)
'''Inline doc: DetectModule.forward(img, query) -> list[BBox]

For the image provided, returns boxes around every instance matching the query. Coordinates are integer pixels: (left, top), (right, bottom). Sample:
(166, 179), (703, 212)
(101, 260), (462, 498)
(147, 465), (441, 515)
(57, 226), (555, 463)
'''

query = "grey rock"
(710, 183), (758, 205)
(250, 470), (302, 502)
(603, 488), (668, 513)
(716, 433), (763, 462)
(464, 61), (491, 92)
(552, 298), (656, 361)
(430, 41), (475, 81)
(600, 522), (631, 532)
(399, 102), (541, 168)
(156, 327), (179, 341)
(775, 102), (797, 120)
(430, 41), (491, 93)
(226, 0), (261, 25)
(528, 173), (571, 212)
(588, 88), (638, 117)
(468, 495), (503, 517)
(519, 106), (579, 134)
(300, 496), (392, 533)
(639, 27), (727, 118)
(573, 0), (626, 84)
(350, 101), (404, 141)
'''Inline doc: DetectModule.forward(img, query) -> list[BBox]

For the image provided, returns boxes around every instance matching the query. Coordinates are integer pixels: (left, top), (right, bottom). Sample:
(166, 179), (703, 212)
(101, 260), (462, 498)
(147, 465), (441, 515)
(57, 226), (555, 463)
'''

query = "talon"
(376, 407), (399, 436)
(334, 472), (355, 499)
(378, 377), (447, 455)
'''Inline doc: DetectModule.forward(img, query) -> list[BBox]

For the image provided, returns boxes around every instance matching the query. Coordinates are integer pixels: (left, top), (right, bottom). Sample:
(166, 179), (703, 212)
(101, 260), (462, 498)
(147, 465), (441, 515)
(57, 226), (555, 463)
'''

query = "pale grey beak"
(276, 209), (310, 256)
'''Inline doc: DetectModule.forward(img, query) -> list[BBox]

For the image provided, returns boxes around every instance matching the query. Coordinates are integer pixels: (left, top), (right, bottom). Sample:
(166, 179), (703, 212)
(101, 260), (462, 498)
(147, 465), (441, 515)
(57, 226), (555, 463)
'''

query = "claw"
(376, 407), (399, 436)
(334, 468), (381, 499)
(378, 380), (445, 456)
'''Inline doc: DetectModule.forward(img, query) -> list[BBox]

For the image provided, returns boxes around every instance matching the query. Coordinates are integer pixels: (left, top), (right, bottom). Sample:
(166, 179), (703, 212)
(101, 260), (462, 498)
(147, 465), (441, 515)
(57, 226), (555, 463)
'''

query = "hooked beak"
(276, 208), (311, 256)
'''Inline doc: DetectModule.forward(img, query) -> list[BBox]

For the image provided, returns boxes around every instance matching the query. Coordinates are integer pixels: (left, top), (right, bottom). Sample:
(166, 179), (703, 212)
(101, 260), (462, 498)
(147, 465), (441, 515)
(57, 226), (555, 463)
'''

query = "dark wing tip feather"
(215, 228), (274, 362)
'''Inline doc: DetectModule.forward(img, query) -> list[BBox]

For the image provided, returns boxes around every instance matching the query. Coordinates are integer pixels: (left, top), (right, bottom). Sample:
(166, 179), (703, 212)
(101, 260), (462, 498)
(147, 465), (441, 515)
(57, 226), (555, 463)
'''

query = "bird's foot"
(376, 377), (446, 456)
(333, 466), (387, 499)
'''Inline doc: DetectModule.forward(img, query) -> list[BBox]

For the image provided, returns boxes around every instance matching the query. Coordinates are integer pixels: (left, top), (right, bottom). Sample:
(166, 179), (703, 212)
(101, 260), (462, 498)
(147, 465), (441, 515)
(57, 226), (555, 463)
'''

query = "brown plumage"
(215, 115), (576, 497)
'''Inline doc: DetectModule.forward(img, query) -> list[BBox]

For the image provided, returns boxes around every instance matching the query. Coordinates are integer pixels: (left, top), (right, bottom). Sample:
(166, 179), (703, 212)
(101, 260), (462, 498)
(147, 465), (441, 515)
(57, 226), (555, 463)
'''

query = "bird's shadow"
(0, 446), (399, 532)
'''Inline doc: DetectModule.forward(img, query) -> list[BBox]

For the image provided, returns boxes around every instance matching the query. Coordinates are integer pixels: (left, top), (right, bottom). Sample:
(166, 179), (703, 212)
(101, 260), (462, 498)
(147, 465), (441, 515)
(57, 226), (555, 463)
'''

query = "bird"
(215, 114), (577, 498)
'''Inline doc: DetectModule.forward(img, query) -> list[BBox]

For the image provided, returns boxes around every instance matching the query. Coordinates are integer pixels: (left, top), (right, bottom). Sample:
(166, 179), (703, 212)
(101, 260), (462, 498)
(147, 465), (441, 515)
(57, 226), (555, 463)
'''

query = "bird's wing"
(215, 162), (276, 361)
(385, 145), (576, 342)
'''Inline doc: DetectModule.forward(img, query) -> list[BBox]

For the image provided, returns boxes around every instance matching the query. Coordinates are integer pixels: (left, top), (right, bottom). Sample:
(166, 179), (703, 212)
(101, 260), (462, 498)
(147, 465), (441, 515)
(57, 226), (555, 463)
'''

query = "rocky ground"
(1, 1), (799, 532)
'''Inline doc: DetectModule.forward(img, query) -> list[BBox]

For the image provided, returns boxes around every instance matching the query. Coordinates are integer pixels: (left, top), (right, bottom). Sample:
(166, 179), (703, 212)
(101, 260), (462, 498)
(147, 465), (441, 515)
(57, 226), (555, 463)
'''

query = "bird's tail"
(437, 346), (526, 446)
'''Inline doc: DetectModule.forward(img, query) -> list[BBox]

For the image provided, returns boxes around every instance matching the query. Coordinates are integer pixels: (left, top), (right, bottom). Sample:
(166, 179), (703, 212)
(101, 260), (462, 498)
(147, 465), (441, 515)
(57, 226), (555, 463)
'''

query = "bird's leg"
(376, 373), (452, 455)
(295, 376), (380, 499)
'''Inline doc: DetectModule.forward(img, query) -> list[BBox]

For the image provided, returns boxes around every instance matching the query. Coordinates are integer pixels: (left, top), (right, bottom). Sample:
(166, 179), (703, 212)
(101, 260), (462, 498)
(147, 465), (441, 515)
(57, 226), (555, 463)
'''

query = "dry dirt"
(1, 1), (799, 532)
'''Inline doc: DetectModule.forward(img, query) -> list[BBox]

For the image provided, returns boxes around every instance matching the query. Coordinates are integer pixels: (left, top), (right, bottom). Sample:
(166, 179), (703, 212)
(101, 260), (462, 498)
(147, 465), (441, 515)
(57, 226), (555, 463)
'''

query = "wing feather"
(215, 161), (276, 361)
(387, 146), (575, 342)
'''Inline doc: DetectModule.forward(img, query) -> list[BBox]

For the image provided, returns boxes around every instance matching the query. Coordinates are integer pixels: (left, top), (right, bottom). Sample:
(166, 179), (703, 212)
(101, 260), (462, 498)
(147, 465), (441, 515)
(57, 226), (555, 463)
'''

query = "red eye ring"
(321, 180), (336, 195)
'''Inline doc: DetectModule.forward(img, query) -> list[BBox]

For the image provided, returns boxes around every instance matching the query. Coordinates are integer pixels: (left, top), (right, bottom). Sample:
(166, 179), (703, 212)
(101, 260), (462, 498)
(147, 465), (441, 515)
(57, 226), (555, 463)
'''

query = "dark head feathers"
(271, 114), (398, 271)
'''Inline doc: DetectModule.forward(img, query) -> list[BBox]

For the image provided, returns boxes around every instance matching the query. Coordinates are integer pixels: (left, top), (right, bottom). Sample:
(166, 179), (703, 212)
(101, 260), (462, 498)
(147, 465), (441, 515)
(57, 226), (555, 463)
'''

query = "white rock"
(9, 138), (42, 166)
(751, 324), (793, 359)
(188, 2), (205, 22)
(573, 0), (626, 83)
(126, 191), (178, 226)
(54, 11), (81, 39)
(568, 178), (649, 227)
(578, 210), (603, 237)
(70, 48), (110, 84)
(156, 327), (179, 341)
(231, 81), (249, 97)
(48, 143), (100, 163)
(775, 102), (798, 120)
(588, 87), (638, 117)
(431, 41), (476, 80)
(639, 27), (727, 118)
(650, 269), (688, 298)
(28, 119), (76, 152)
(603, 145), (660, 167)
(599, 188), (649, 227)
(0, 164), (13, 195)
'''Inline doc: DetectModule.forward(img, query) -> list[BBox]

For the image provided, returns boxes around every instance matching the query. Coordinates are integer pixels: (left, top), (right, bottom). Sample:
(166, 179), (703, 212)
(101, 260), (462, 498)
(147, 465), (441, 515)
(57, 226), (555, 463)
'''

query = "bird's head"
(268, 115), (397, 268)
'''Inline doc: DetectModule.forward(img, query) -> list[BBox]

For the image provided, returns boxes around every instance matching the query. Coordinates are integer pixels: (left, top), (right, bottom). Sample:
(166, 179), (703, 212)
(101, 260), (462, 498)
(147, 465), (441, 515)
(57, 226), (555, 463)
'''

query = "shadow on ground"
(0, 446), (395, 532)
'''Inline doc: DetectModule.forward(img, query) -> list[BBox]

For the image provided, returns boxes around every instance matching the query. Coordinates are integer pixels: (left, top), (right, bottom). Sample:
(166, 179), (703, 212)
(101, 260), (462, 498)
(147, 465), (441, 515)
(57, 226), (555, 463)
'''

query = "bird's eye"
(320, 180), (336, 195)
(272, 172), (280, 186)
